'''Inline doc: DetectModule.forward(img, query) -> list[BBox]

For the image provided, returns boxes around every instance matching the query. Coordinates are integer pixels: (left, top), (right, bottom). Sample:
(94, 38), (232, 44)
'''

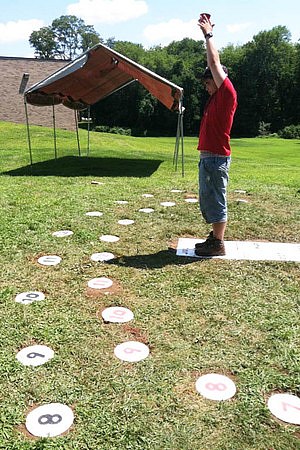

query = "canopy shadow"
(106, 248), (202, 270)
(2, 156), (163, 177)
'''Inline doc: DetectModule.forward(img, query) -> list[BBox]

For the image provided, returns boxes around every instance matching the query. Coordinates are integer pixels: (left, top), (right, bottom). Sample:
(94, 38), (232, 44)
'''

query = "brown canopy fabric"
(25, 43), (183, 112)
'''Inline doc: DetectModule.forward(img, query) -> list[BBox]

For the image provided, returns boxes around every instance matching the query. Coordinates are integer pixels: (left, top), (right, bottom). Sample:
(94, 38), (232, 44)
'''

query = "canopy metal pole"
(173, 98), (185, 176)
(74, 110), (81, 156)
(87, 106), (91, 157)
(24, 98), (33, 166)
(52, 104), (57, 160)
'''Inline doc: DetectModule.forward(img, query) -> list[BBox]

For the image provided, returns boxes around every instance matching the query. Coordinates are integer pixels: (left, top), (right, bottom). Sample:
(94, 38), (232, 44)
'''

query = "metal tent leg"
(52, 104), (57, 159)
(24, 99), (33, 166)
(173, 109), (185, 177)
(74, 110), (81, 156)
(87, 106), (91, 157)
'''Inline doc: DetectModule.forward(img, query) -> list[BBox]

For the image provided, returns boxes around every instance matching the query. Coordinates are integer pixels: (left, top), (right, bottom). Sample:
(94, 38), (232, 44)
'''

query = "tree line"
(30, 16), (300, 137)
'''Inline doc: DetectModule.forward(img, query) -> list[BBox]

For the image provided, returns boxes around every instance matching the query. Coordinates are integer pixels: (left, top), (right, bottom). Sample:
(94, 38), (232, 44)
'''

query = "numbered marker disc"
(160, 201), (176, 207)
(268, 393), (300, 425)
(102, 307), (134, 323)
(195, 373), (236, 401)
(142, 194), (154, 198)
(114, 341), (149, 362)
(118, 219), (135, 226)
(26, 403), (74, 438)
(88, 277), (113, 290)
(52, 230), (73, 238)
(139, 208), (154, 213)
(237, 199), (249, 204)
(91, 252), (115, 262)
(115, 200), (128, 204)
(38, 255), (61, 266)
(15, 291), (45, 305)
(185, 198), (198, 203)
(86, 211), (103, 217)
(100, 235), (120, 243)
(171, 189), (183, 193)
(16, 345), (54, 367)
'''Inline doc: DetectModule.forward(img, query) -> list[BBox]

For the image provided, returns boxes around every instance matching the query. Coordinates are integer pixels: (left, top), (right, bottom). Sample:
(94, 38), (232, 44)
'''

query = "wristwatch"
(205, 32), (213, 39)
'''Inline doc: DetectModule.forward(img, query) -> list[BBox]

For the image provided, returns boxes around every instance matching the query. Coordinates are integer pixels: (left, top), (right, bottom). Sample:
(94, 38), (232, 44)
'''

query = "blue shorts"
(198, 156), (231, 224)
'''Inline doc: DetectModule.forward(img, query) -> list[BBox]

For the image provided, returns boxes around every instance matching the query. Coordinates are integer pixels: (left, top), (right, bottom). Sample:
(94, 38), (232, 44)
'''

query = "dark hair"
(202, 65), (228, 79)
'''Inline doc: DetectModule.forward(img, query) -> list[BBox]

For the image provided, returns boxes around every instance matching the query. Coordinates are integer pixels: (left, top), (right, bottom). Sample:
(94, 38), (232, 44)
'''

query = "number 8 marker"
(114, 341), (149, 362)
(25, 403), (74, 438)
(195, 373), (236, 401)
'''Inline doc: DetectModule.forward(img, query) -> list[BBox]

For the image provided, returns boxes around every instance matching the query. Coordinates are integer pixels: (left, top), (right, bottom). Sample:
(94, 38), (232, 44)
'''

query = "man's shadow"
(106, 248), (202, 269)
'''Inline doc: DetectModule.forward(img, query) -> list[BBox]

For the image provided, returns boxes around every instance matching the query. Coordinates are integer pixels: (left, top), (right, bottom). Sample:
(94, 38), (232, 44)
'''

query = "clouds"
(226, 22), (252, 33)
(143, 18), (200, 46)
(0, 19), (44, 44)
(67, 0), (148, 24)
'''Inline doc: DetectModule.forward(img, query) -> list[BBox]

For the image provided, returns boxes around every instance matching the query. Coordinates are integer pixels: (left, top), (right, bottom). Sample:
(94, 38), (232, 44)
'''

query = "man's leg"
(212, 221), (227, 241)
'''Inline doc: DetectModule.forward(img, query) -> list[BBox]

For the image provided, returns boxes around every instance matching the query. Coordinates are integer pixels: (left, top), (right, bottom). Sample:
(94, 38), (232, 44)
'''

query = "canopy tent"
(24, 43), (185, 174)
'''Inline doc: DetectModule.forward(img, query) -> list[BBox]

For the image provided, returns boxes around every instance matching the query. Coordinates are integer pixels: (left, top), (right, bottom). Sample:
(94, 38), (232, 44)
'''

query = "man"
(195, 13), (237, 257)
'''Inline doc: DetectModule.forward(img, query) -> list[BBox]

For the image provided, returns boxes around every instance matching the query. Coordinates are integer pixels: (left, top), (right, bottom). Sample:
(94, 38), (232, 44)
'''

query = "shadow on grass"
(107, 248), (202, 269)
(2, 156), (163, 177)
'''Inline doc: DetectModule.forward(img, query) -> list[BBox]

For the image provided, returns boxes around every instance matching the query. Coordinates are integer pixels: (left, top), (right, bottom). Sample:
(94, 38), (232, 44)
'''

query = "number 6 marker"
(195, 373), (236, 401)
(114, 341), (149, 362)
(17, 345), (54, 366)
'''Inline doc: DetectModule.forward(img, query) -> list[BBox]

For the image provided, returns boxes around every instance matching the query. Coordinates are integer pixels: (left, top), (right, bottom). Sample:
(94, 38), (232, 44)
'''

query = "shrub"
(278, 124), (300, 139)
(93, 125), (131, 135)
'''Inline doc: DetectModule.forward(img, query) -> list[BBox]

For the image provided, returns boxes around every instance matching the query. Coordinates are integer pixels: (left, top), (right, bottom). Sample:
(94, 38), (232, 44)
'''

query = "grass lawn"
(0, 121), (299, 449)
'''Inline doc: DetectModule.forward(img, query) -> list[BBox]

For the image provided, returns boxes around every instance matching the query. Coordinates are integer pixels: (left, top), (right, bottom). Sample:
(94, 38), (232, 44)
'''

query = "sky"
(0, 0), (299, 58)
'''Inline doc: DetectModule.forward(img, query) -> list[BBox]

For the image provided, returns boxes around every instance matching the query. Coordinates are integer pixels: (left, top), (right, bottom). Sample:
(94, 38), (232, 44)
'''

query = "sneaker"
(195, 231), (214, 249)
(194, 236), (225, 257)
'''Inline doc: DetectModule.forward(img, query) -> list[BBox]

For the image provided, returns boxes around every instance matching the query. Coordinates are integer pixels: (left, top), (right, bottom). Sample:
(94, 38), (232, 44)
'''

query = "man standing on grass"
(195, 13), (237, 257)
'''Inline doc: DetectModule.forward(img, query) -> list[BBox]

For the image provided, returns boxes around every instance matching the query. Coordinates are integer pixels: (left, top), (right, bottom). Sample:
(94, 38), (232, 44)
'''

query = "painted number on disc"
(38, 255), (61, 266)
(16, 345), (54, 366)
(114, 341), (149, 362)
(88, 277), (113, 290)
(15, 291), (45, 305)
(268, 393), (300, 425)
(102, 306), (134, 323)
(195, 373), (236, 401)
(26, 403), (74, 438)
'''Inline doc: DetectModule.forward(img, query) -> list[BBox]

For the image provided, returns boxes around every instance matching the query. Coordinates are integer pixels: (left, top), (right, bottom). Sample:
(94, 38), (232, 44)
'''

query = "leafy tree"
(29, 15), (101, 59)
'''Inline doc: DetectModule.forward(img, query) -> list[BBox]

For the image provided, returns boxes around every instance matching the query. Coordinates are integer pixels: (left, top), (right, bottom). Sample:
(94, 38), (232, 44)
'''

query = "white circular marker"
(160, 201), (176, 207)
(114, 341), (149, 362)
(268, 393), (300, 425)
(38, 255), (61, 266)
(171, 189), (183, 193)
(118, 219), (135, 226)
(86, 211), (103, 217)
(185, 198), (198, 203)
(100, 235), (120, 243)
(115, 200), (128, 204)
(195, 373), (236, 401)
(139, 208), (154, 213)
(91, 252), (115, 262)
(102, 306), (134, 323)
(237, 199), (249, 204)
(15, 291), (45, 305)
(234, 189), (247, 194)
(142, 194), (154, 198)
(16, 345), (54, 367)
(88, 277), (113, 290)
(52, 230), (73, 238)
(26, 403), (74, 438)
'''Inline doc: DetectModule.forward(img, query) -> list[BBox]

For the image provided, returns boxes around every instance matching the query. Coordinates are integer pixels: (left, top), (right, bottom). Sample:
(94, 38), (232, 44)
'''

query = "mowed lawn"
(0, 121), (299, 450)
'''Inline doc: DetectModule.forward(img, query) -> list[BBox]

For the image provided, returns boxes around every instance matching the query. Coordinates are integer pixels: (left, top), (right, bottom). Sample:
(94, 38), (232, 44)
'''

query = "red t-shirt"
(197, 77), (237, 156)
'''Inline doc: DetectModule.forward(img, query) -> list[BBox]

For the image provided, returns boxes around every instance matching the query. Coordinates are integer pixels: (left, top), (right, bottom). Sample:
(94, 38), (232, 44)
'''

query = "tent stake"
(52, 104), (57, 159)
(74, 110), (81, 156)
(24, 98), (33, 166)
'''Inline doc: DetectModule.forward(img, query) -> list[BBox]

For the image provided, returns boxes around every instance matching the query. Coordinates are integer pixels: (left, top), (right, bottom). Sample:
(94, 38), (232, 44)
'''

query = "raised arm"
(198, 14), (227, 88)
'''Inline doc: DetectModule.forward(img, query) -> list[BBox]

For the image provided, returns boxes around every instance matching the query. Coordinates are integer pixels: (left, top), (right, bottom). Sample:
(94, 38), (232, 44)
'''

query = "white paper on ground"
(176, 238), (300, 262)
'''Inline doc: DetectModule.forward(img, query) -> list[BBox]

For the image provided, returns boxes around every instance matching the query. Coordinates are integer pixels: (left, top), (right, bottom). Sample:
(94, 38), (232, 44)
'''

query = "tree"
(29, 15), (101, 60)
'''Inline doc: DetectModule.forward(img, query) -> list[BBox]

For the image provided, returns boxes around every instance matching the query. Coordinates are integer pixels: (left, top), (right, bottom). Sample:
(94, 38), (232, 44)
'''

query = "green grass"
(0, 121), (299, 449)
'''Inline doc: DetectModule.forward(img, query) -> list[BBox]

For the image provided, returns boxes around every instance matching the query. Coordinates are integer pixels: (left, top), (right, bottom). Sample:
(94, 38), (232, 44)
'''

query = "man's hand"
(198, 14), (214, 37)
